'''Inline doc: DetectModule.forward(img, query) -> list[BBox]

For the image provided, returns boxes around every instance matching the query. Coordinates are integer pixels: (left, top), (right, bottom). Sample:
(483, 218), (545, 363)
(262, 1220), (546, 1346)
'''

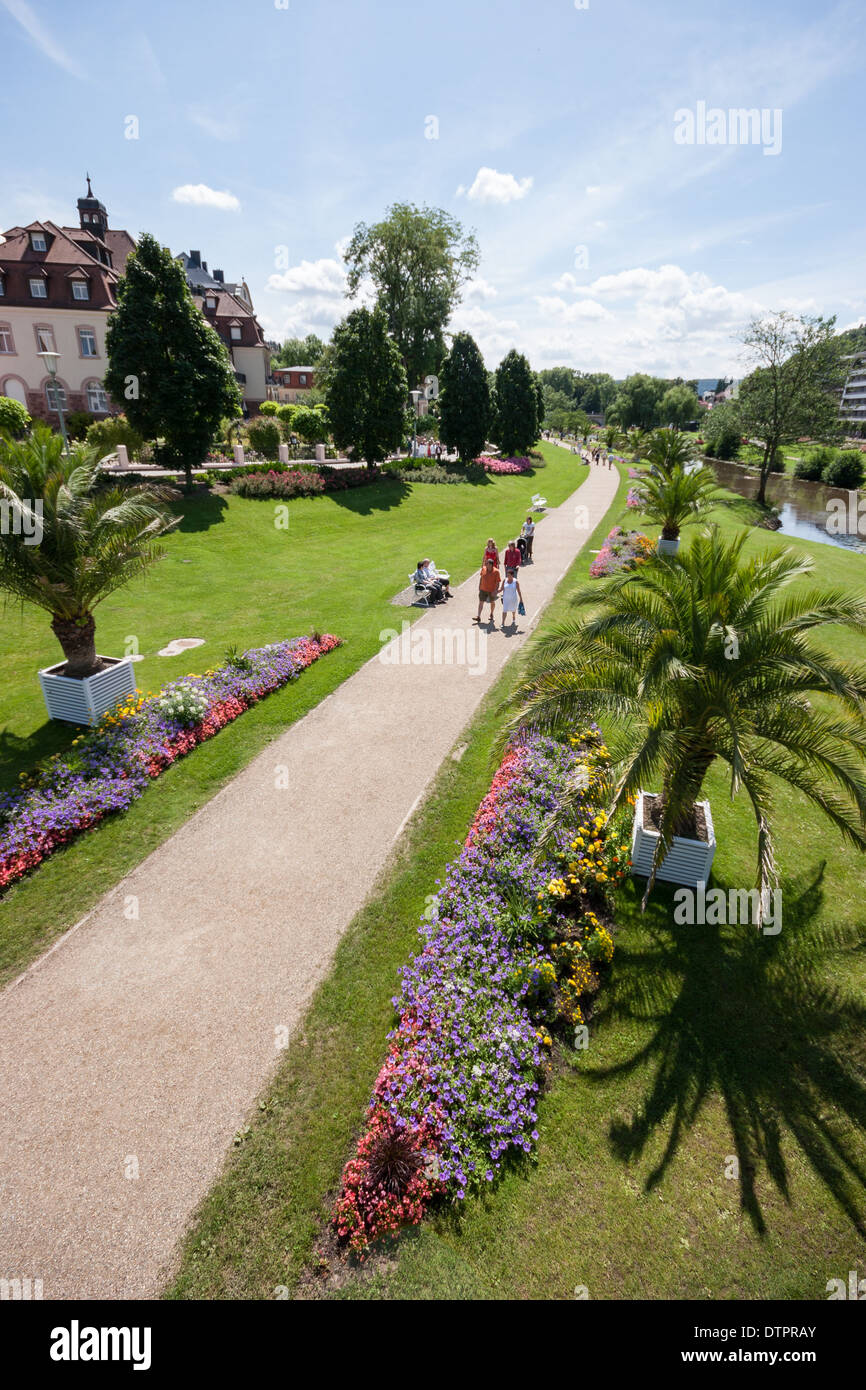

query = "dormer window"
(206, 296), (216, 309)
(29, 277), (48, 299)
(230, 326), (241, 340)
(71, 280), (89, 301)
(30, 232), (47, 252)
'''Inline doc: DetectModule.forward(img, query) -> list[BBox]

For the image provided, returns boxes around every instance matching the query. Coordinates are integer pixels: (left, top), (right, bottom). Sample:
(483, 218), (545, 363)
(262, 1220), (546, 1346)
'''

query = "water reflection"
(709, 459), (866, 553)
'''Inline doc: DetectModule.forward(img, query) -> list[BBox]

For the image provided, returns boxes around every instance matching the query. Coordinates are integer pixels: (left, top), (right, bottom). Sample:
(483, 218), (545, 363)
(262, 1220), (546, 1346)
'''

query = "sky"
(1, 0), (864, 380)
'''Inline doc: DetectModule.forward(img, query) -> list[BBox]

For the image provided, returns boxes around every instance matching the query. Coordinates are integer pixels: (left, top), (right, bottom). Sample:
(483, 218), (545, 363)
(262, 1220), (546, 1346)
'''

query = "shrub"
(394, 464), (465, 484)
(823, 450), (865, 489)
(232, 468), (325, 499)
(257, 401), (279, 417)
(794, 447), (834, 481)
(702, 403), (741, 460)
(85, 413), (144, 459)
(65, 410), (94, 442)
(246, 418), (281, 459)
(0, 397), (31, 438)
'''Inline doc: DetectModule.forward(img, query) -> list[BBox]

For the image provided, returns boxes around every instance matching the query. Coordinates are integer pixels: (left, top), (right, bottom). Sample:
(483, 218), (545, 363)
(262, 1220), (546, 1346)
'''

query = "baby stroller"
(516, 536), (528, 563)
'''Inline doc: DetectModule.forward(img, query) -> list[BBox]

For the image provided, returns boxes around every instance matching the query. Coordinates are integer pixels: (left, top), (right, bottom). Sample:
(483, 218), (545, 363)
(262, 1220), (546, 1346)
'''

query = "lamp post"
(37, 350), (70, 454)
(410, 389), (421, 459)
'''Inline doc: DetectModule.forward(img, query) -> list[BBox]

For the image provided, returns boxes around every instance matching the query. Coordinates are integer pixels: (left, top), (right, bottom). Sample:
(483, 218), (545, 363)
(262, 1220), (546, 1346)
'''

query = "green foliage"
(0, 424), (176, 673)
(0, 396), (32, 438)
(85, 413), (144, 460)
(104, 232), (242, 488)
(793, 446), (835, 481)
(660, 384), (703, 429)
(292, 404), (329, 444)
(823, 450), (865, 489)
(511, 526), (866, 905)
(258, 401), (279, 417)
(738, 311), (845, 502)
(438, 331), (491, 464)
(702, 402), (741, 460)
(493, 350), (538, 456)
(326, 305), (408, 467)
(64, 410), (94, 442)
(271, 333), (325, 368)
(343, 203), (479, 388)
(246, 419), (281, 459)
(630, 459), (725, 541)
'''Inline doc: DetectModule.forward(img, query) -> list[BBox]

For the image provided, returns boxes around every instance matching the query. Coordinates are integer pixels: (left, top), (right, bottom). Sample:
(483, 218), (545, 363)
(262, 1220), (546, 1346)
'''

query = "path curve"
(0, 465), (618, 1299)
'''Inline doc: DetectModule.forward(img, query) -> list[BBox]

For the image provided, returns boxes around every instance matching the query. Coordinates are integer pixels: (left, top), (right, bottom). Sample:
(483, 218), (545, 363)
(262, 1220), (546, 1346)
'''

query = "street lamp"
(37, 350), (70, 454)
(410, 389), (421, 459)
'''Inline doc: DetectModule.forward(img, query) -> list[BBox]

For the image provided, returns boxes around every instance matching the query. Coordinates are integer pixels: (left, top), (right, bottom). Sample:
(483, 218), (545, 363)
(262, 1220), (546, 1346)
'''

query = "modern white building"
(839, 350), (866, 432)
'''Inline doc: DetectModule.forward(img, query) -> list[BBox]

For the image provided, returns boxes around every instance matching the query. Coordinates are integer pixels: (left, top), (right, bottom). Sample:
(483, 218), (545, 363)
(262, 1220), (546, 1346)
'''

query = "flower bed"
(589, 525), (655, 577)
(332, 727), (629, 1256)
(476, 454), (534, 475)
(231, 466), (375, 498)
(0, 635), (341, 892)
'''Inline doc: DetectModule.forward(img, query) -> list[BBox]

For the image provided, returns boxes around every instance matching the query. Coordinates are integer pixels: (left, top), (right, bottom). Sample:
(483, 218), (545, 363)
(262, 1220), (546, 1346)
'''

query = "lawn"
(0, 443), (586, 983)
(169, 469), (866, 1300)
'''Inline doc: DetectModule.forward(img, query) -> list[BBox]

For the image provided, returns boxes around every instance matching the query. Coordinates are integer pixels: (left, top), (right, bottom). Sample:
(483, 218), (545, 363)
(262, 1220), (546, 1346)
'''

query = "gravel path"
(0, 464), (618, 1300)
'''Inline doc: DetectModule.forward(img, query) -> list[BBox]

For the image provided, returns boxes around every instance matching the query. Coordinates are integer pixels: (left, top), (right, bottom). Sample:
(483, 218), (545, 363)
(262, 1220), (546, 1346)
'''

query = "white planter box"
(657, 536), (680, 555)
(39, 655), (137, 726)
(630, 791), (716, 887)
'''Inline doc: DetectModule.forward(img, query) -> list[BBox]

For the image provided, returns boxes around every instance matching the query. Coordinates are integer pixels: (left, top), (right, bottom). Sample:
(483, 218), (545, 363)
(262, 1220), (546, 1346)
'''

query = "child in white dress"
(500, 567), (523, 630)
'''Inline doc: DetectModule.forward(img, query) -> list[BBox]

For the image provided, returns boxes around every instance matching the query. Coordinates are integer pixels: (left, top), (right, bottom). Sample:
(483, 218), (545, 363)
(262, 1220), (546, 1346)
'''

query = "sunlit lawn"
(0, 444), (586, 982)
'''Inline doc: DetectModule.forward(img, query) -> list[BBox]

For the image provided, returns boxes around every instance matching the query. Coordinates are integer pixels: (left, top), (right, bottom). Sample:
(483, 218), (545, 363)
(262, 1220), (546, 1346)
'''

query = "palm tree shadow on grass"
(587, 867), (866, 1236)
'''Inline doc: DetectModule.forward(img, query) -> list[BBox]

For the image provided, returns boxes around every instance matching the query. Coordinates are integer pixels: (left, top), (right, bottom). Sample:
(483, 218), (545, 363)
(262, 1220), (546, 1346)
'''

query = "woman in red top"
(483, 537), (499, 566)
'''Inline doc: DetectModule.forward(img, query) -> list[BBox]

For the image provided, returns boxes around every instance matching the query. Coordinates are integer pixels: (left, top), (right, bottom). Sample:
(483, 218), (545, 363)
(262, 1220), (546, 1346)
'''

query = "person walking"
(504, 537), (522, 570)
(500, 567), (523, 630)
(521, 515), (535, 561)
(475, 556), (501, 625)
(483, 537), (500, 566)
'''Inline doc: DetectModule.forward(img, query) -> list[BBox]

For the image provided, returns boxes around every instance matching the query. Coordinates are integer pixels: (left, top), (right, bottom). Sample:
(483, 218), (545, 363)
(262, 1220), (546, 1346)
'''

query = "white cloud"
(171, 183), (241, 212)
(2, 0), (85, 78)
(463, 277), (498, 301)
(535, 296), (611, 323)
(461, 167), (533, 205)
(267, 258), (346, 295)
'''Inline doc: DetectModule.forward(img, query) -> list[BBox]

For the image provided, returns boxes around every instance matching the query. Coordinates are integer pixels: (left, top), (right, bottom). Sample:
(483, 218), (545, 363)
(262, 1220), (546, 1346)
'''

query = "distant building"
(268, 365), (317, 404)
(177, 250), (270, 413)
(839, 350), (866, 432)
(0, 178), (135, 421)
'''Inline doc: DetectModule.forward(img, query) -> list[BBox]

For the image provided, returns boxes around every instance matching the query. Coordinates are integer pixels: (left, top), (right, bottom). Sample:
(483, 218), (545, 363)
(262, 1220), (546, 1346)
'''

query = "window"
(30, 232), (47, 252)
(299, 374), (307, 385)
(0, 277), (4, 296)
(35, 326), (56, 353)
(0, 326), (14, 354)
(78, 328), (98, 358)
(230, 325), (241, 340)
(45, 381), (67, 411)
(86, 382), (108, 413)
(71, 280), (89, 301)
(29, 278), (48, 298)
(206, 296), (216, 309)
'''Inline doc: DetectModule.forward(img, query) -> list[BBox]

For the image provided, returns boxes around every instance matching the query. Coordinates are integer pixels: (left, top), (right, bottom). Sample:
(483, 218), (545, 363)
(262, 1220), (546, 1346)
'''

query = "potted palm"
(0, 425), (177, 725)
(629, 430), (726, 554)
(509, 527), (866, 908)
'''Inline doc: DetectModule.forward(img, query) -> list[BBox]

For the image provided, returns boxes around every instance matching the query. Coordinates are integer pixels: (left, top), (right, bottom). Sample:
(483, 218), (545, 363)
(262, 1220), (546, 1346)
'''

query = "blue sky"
(2, 0), (864, 378)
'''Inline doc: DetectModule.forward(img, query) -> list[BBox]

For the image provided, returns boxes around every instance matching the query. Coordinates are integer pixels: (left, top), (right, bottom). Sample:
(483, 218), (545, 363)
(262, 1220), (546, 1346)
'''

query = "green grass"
(0, 445), (586, 984)
(164, 463), (629, 1300)
(171, 472), (866, 1301)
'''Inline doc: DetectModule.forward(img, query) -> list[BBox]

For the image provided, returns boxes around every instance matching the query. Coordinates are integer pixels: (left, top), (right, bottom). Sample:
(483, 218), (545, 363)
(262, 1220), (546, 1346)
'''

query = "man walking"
(521, 515), (535, 561)
(475, 556), (501, 625)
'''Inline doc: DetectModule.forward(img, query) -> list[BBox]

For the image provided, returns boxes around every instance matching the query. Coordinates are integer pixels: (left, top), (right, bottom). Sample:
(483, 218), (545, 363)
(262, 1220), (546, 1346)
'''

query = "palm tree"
(601, 424), (624, 454)
(643, 426), (695, 472)
(629, 460), (727, 550)
(0, 425), (177, 677)
(509, 527), (866, 908)
(626, 428), (652, 463)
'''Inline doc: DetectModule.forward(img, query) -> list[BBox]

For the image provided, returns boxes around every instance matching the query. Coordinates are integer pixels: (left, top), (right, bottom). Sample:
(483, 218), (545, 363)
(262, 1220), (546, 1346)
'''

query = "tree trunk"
(755, 442), (771, 505)
(51, 613), (99, 678)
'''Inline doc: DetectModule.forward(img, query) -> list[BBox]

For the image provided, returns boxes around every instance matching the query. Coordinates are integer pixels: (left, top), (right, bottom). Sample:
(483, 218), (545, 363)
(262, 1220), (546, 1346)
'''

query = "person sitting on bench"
(412, 560), (447, 603)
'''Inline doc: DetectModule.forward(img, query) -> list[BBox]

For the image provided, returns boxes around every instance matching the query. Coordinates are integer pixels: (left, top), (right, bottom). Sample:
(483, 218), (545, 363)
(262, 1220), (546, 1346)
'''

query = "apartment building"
(0, 179), (134, 421)
(177, 250), (270, 413)
(839, 350), (866, 433)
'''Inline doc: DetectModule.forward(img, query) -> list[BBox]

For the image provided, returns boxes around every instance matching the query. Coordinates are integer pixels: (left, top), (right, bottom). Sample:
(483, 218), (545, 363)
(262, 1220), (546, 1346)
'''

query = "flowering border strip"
(476, 454), (534, 475)
(589, 526), (655, 578)
(0, 635), (342, 892)
(332, 729), (629, 1256)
